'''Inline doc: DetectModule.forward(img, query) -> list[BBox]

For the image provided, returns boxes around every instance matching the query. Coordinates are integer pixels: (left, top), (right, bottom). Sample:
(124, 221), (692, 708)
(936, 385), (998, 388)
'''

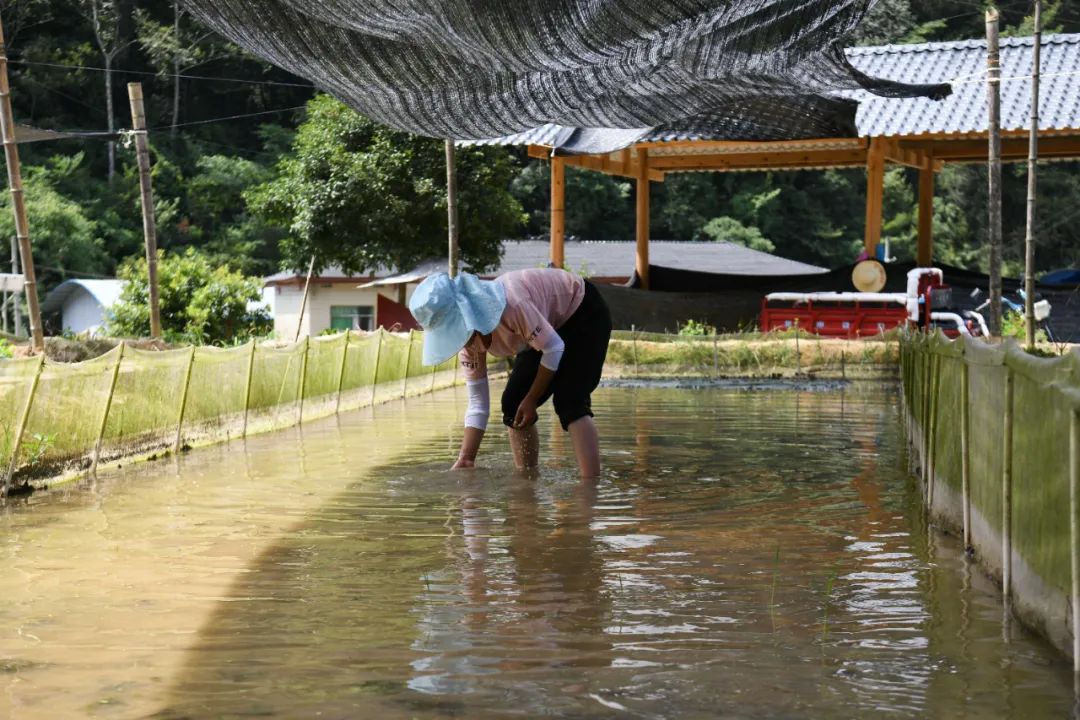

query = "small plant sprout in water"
(821, 568), (838, 644)
(770, 544), (780, 609)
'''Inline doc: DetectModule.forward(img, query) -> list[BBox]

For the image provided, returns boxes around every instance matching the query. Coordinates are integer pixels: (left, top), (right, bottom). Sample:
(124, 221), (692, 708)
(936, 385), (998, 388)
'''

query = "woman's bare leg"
(508, 425), (539, 469)
(568, 416), (600, 478)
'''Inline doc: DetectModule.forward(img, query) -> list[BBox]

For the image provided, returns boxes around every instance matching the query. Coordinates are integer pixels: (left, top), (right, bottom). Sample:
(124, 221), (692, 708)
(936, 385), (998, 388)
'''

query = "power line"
(8, 58), (315, 89)
(146, 105), (308, 132)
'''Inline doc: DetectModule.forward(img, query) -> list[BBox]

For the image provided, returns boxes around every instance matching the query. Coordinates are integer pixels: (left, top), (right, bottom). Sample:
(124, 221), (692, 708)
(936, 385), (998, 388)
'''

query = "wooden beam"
(650, 148), (868, 172)
(638, 137), (866, 152)
(917, 157), (934, 266)
(900, 135), (1080, 162)
(550, 157), (565, 268)
(864, 137), (886, 256)
(527, 144), (663, 181)
(636, 148), (650, 290)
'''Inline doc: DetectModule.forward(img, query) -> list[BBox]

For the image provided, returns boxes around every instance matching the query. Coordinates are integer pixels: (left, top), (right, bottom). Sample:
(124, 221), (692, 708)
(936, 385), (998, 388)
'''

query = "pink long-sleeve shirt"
(460, 268), (585, 380)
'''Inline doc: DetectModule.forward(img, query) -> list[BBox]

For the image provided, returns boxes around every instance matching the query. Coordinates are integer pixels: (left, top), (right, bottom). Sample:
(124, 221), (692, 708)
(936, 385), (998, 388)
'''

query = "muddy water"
(0, 383), (1074, 719)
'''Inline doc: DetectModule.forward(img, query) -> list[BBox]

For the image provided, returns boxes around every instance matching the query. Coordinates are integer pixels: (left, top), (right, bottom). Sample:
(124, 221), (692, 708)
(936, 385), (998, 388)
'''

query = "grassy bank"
(604, 331), (900, 379)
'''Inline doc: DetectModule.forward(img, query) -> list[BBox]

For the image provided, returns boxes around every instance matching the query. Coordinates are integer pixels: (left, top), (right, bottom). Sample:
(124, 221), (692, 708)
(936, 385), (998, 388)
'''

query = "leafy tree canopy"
(107, 247), (270, 344)
(247, 94), (525, 275)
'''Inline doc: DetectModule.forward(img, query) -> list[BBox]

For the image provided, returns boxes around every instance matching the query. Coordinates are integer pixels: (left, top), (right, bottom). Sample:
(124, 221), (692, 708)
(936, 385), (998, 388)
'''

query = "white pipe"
(765, 291), (908, 305)
(906, 267), (944, 322)
(965, 311), (990, 338)
(930, 311), (971, 336)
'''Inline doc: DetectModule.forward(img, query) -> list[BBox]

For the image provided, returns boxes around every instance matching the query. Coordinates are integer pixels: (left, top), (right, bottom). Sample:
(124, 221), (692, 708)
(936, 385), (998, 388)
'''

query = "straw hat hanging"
(851, 259), (887, 293)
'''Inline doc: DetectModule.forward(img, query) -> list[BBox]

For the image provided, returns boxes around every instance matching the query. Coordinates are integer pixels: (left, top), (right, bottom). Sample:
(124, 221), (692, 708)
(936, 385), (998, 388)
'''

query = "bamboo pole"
(1002, 367), (1014, 600)
(297, 335), (310, 423)
(127, 83), (161, 339)
(1024, 0), (1042, 351)
(1070, 409), (1080, 673)
(91, 341), (125, 474)
(0, 18), (43, 352)
(927, 353), (942, 509)
(712, 333), (719, 378)
(294, 255), (316, 343)
(446, 140), (459, 278)
(987, 9), (1003, 337)
(399, 332), (410, 399)
(961, 360), (972, 549)
(631, 324), (639, 375)
(3, 352), (44, 493)
(551, 157), (565, 268)
(334, 331), (350, 414)
(371, 329), (384, 404)
(242, 338), (257, 437)
(173, 345), (196, 455)
(10, 234), (19, 337)
(635, 148), (650, 289)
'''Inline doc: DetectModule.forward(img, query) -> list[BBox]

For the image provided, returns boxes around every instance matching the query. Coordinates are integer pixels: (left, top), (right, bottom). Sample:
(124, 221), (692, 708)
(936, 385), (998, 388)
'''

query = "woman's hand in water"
(452, 456), (476, 470)
(514, 397), (538, 429)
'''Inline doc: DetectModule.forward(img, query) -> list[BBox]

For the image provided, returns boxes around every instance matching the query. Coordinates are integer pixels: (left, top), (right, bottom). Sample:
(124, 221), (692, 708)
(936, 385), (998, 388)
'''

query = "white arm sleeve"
(463, 378), (490, 430)
(538, 333), (565, 372)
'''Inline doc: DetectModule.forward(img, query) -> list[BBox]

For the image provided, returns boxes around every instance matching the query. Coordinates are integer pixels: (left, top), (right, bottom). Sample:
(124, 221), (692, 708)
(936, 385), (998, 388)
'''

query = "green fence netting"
(0, 330), (461, 486)
(901, 332), (1080, 655)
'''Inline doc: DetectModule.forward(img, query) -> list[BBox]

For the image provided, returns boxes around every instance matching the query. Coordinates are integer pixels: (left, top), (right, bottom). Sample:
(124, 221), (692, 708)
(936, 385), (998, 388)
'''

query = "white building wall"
(62, 290), (108, 335)
(270, 283), (416, 340)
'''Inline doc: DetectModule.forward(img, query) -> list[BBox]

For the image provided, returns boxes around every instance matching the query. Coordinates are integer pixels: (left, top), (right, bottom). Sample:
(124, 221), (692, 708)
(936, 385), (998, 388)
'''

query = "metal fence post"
(335, 331), (350, 414)
(242, 339), (257, 438)
(297, 335), (310, 424)
(173, 345), (196, 455)
(3, 352), (45, 493)
(92, 341), (125, 474)
(1002, 366), (1014, 601)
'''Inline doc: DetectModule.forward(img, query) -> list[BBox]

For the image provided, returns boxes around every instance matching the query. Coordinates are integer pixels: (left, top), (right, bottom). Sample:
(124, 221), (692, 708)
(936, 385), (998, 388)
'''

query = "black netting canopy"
(182, 0), (950, 144)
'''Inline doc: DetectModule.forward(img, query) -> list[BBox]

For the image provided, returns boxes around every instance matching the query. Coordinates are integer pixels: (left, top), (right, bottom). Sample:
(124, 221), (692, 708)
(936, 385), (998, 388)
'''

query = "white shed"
(41, 279), (126, 336)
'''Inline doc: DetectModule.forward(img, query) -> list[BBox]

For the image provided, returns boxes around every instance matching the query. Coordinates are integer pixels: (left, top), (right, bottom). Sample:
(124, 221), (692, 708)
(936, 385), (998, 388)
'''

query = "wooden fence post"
(92, 341), (125, 474)
(1002, 367), (1014, 601)
(297, 335), (310, 424)
(961, 361), (972, 549)
(335, 331), (350, 414)
(927, 353), (942, 509)
(3, 352), (44, 493)
(242, 339), (257, 438)
(173, 345), (196, 455)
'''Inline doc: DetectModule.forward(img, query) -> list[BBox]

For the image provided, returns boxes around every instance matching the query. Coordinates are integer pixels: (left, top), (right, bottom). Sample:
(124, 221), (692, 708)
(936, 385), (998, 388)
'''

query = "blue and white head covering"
(409, 272), (507, 365)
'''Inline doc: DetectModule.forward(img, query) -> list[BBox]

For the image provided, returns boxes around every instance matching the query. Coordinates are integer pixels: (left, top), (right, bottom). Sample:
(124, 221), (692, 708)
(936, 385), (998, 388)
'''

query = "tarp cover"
(182, 0), (950, 144)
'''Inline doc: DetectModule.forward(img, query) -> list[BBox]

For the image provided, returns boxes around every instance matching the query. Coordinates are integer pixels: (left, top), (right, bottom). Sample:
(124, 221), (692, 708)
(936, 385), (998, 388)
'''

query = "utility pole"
(987, 8), (1003, 337)
(127, 83), (162, 338)
(0, 16), (43, 352)
(445, 139), (459, 279)
(1024, 0), (1042, 350)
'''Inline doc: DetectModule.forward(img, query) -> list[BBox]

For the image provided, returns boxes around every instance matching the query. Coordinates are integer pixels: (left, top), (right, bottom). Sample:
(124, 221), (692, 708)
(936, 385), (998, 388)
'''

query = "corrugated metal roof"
(274, 241), (826, 286)
(40, 279), (126, 314)
(469, 34), (1080, 150)
(849, 34), (1080, 137)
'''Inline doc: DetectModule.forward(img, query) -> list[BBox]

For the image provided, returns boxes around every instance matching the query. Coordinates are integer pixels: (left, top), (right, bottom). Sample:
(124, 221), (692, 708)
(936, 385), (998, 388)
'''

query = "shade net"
(181, 0), (950, 144)
(1, 331), (464, 484)
(902, 334), (1080, 649)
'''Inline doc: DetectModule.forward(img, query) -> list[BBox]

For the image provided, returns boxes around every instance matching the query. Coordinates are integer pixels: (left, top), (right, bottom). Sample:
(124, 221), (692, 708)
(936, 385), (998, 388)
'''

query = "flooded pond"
(0, 383), (1075, 718)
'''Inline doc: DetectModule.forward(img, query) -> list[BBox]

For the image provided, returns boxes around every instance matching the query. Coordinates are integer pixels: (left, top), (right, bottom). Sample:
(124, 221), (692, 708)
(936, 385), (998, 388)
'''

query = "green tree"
(511, 160), (633, 239)
(700, 216), (775, 252)
(107, 248), (270, 344)
(249, 94), (525, 274)
(0, 160), (108, 289)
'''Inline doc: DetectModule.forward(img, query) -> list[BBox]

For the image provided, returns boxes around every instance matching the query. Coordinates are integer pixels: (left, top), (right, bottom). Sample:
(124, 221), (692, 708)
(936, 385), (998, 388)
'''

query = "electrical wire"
(145, 105), (308, 132)
(8, 58), (314, 89)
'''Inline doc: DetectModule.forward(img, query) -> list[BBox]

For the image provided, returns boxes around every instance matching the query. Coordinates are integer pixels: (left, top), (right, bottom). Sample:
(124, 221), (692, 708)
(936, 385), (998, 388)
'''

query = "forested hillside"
(2, 0), (1078, 290)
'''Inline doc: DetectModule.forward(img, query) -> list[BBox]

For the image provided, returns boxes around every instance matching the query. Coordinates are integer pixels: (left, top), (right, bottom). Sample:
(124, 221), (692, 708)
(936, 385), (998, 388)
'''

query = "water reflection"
(0, 384), (1075, 719)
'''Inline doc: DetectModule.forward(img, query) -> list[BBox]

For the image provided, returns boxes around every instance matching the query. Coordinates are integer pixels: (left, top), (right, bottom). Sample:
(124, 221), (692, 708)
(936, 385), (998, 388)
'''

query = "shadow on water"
(146, 384), (1077, 719)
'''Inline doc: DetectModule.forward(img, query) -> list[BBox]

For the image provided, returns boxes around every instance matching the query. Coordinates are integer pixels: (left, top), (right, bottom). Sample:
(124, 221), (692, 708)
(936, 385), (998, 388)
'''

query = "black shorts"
(501, 280), (612, 431)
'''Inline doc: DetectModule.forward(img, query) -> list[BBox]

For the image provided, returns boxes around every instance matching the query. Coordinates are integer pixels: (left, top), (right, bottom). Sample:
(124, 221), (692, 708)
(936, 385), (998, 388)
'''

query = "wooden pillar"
(864, 138), (886, 258)
(917, 157), (935, 267)
(550, 157), (565, 269)
(635, 147), (650, 289)
(128, 83), (162, 338)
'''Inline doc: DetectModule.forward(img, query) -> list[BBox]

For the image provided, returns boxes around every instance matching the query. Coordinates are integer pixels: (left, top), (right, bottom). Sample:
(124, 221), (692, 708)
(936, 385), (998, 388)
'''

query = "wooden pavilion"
(479, 34), (1080, 288)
